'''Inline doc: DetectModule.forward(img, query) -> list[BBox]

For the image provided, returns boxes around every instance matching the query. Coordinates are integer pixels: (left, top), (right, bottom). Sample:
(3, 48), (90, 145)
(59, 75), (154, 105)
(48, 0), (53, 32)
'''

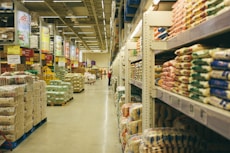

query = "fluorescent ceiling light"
(40, 16), (59, 18)
(130, 19), (142, 39)
(101, 0), (104, 9)
(82, 37), (96, 39)
(65, 16), (88, 18)
(58, 30), (63, 32)
(85, 40), (97, 42)
(63, 32), (75, 34)
(75, 40), (82, 42)
(78, 32), (94, 34)
(102, 12), (105, 19)
(153, 0), (160, 5)
(56, 25), (67, 28)
(23, 0), (44, 2)
(73, 26), (92, 28)
(53, 0), (82, 2)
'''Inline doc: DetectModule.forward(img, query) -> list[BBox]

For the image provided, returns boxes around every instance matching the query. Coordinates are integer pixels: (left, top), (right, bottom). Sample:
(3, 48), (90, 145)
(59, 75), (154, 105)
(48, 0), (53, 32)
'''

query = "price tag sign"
(7, 45), (21, 55)
(7, 55), (21, 64)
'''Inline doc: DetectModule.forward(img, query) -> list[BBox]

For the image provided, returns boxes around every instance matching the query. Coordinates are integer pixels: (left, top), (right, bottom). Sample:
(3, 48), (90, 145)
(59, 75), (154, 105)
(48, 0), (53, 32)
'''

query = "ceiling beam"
(43, 0), (90, 50)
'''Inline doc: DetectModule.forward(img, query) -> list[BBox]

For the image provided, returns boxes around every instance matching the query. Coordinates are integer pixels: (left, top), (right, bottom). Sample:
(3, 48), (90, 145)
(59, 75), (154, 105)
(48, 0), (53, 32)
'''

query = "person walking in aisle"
(108, 69), (112, 86)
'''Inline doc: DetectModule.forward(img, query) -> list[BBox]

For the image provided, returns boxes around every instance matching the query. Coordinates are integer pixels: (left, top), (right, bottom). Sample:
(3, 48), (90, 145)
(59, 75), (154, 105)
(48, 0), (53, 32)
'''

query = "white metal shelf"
(167, 9), (230, 50)
(156, 86), (230, 140)
(130, 79), (142, 89)
(129, 56), (142, 63)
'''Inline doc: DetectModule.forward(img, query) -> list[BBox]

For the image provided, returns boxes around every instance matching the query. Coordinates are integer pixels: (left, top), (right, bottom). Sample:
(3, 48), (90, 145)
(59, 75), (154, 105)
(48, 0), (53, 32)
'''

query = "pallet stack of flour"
(46, 80), (73, 105)
(0, 72), (47, 142)
(64, 73), (84, 93)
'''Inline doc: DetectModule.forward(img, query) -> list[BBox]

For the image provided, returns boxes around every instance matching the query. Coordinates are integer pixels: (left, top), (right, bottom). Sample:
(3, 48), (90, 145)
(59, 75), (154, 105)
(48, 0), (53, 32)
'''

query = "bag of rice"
(191, 72), (211, 81)
(211, 60), (230, 70)
(209, 79), (230, 90)
(192, 58), (213, 65)
(192, 65), (212, 73)
(210, 88), (230, 99)
(210, 70), (230, 80)
(209, 96), (230, 110)
(191, 80), (209, 88)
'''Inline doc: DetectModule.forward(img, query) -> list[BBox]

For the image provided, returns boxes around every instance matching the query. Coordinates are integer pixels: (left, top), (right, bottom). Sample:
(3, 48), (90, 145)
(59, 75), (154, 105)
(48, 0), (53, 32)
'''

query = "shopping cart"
(0, 131), (12, 152)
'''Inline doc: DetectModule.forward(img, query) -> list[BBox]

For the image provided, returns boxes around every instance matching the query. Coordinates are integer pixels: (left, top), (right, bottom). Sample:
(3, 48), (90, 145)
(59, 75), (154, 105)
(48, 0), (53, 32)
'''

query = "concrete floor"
(4, 79), (122, 153)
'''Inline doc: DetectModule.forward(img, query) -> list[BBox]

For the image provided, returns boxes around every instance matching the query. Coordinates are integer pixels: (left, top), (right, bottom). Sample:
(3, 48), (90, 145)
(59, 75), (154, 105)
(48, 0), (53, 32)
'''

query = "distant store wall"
(83, 53), (110, 68)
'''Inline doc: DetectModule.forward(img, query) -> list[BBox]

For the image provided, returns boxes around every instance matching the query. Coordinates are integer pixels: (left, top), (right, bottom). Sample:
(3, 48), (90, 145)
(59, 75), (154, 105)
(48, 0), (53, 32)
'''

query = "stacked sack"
(155, 65), (162, 86)
(153, 27), (169, 40)
(46, 80), (73, 105)
(0, 86), (25, 142)
(174, 46), (194, 97)
(209, 48), (230, 110)
(64, 73), (84, 93)
(169, 0), (189, 37)
(188, 44), (212, 102)
(32, 80), (47, 126)
(24, 82), (34, 133)
(119, 103), (142, 151)
(55, 66), (68, 81)
(139, 127), (204, 153)
(160, 60), (177, 91)
(170, 0), (230, 38)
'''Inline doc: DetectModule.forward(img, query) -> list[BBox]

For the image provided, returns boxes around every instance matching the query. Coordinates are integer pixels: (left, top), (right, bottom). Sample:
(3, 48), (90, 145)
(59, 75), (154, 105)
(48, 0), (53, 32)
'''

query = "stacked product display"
(32, 80), (47, 125)
(0, 85), (25, 142)
(170, 0), (230, 37)
(55, 66), (68, 81)
(46, 80), (73, 106)
(158, 44), (230, 111)
(154, 65), (162, 85)
(64, 73), (84, 93)
(120, 102), (142, 151)
(131, 61), (142, 82)
(84, 72), (96, 84)
(0, 72), (47, 144)
(42, 66), (57, 84)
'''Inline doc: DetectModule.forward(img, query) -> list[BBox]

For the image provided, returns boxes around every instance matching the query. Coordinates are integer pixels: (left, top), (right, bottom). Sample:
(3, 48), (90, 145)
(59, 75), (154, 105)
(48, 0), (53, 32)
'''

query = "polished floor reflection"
(6, 79), (122, 153)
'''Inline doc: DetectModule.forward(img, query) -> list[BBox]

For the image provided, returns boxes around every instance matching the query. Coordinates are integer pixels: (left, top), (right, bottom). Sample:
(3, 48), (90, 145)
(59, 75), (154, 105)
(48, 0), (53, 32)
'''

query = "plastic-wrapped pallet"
(64, 73), (84, 93)
(0, 85), (25, 142)
(46, 80), (73, 105)
(55, 66), (68, 81)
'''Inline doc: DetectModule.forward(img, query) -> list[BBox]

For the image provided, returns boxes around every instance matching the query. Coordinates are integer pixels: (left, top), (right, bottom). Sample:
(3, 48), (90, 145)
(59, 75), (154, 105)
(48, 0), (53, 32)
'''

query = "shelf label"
(189, 104), (195, 117)
(200, 109), (207, 124)
(171, 97), (181, 110)
(7, 55), (21, 64)
(7, 45), (21, 55)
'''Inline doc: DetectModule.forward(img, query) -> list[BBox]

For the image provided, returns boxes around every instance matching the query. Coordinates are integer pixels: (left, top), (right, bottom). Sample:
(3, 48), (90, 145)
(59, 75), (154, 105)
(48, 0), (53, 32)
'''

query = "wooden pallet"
(47, 97), (73, 106)
(73, 89), (84, 93)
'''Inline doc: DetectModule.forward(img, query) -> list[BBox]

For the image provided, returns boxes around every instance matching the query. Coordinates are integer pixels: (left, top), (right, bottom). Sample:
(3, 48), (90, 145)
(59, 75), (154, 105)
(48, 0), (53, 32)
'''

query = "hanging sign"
(17, 10), (30, 48)
(58, 57), (66, 67)
(7, 45), (21, 55)
(55, 35), (62, 56)
(7, 55), (21, 64)
(41, 26), (50, 53)
(64, 41), (70, 58)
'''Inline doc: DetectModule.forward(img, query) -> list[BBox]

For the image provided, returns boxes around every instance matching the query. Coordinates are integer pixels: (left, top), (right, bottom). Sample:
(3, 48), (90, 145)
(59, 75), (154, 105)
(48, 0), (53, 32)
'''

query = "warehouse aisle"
(10, 79), (122, 153)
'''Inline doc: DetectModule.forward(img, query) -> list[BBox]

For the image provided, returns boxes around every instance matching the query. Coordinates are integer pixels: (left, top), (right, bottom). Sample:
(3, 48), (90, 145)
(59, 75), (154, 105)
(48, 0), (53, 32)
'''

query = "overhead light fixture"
(101, 0), (104, 9)
(63, 32), (75, 34)
(82, 37), (96, 39)
(40, 16), (59, 18)
(56, 25), (67, 28)
(23, 0), (44, 2)
(53, 0), (82, 2)
(85, 40), (97, 42)
(153, 0), (160, 5)
(130, 19), (142, 39)
(73, 25), (92, 28)
(65, 16), (88, 18)
(78, 32), (94, 34)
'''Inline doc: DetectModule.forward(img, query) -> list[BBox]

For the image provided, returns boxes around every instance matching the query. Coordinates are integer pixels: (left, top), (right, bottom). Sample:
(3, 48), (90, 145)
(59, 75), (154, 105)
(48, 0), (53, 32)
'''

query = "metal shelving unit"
(142, 11), (172, 129)
(130, 79), (142, 89)
(156, 87), (230, 139)
(154, 10), (230, 140)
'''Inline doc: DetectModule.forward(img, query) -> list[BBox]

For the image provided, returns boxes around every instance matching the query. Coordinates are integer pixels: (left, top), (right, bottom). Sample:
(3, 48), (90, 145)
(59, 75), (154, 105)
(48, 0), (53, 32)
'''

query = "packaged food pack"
(209, 79), (230, 90)
(209, 96), (230, 110)
(192, 58), (213, 66)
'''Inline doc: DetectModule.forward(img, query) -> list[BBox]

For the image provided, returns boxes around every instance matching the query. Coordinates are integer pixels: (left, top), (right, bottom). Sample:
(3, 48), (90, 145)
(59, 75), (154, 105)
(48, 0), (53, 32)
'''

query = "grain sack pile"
(139, 127), (204, 153)
(174, 45), (194, 97)
(55, 66), (68, 81)
(32, 80), (47, 126)
(0, 86), (25, 142)
(119, 103), (142, 151)
(188, 44), (212, 102)
(46, 80), (73, 105)
(170, 0), (230, 38)
(160, 60), (177, 91)
(64, 73), (84, 93)
(209, 48), (230, 110)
